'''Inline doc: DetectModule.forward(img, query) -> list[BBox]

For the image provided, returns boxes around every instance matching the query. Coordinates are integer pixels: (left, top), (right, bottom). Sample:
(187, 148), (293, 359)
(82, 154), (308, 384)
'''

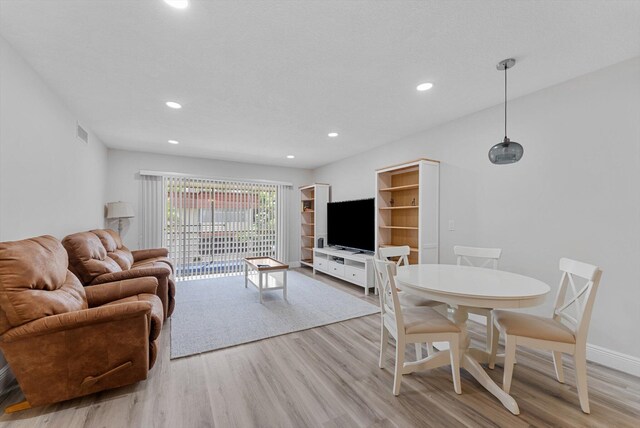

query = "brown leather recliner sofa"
(0, 235), (163, 409)
(62, 229), (175, 319)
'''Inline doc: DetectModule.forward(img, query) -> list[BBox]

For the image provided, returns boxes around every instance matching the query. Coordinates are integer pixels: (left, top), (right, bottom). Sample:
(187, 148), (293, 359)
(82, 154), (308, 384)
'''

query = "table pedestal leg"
(452, 305), (520, 415)
(259, 272), (263, 303)
(468, 348), (506, 366)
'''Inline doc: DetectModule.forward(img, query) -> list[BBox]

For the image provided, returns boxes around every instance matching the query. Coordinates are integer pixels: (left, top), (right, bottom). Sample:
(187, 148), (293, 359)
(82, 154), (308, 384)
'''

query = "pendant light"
(488, 58), (524, 164)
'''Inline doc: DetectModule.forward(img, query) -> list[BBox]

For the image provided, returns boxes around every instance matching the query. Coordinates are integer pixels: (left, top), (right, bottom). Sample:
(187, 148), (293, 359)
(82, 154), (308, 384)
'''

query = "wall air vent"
(76, 123), (89, 144)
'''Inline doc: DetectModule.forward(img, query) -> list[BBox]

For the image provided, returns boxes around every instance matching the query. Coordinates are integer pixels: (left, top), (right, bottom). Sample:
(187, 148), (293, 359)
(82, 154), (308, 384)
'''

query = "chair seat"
(398, 291), (443, 308)
(402, 307), (460, 334)
(493, 310), (576, 344)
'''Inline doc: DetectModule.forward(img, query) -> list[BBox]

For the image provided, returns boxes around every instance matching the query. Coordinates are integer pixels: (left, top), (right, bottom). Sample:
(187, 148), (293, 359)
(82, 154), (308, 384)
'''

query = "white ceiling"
(1, 1), (639, 169)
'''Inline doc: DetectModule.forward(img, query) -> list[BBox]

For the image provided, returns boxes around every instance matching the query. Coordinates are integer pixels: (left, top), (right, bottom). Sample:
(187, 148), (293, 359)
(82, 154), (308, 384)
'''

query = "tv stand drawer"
(314, 258), (328, 271)
(344, 265), (365, 286)
(327, 261), (345, 277)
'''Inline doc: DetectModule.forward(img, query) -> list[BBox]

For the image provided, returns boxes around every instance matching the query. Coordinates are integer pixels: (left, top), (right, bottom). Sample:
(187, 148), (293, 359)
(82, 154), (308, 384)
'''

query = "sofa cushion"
(63, 232), (122, 285)
(132, 256), (173, 272)
(0, 236), (87, 333)
(90, 229), (134, 270)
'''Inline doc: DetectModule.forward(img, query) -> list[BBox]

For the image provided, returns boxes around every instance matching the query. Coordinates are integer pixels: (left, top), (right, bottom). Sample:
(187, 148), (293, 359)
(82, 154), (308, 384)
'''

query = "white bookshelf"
(299, 184), (330, 268)
(375, 159), (439, 264)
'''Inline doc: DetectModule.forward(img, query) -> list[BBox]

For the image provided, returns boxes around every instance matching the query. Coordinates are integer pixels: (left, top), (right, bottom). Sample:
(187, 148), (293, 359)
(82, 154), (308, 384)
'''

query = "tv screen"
(327, 198), (375, 252)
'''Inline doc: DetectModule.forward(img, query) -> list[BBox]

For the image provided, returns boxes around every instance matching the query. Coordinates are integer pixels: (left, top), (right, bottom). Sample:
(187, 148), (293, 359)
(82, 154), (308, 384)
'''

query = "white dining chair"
(454, 245), (502, 368)
(378, 246), (445, 308)
(492, 258), (602, 414)
(374, 259), (462, 396)
(377, 246), (447, 358)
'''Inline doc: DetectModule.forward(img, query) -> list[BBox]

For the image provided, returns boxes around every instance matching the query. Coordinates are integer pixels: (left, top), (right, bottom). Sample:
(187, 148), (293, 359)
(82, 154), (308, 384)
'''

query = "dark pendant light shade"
(488, 137), (524, 164)
(489, 58), (524, 164)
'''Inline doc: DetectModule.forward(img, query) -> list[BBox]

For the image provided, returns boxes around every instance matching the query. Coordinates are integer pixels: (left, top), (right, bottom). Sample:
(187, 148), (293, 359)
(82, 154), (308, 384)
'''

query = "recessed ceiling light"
(286, 155), (295, 159)
(328, 132), (339, 137)
(164, 0), (189, 9)
(168, 140), (180, 145)
(416, 82), (433, 92)
(165, 101), (182, 109)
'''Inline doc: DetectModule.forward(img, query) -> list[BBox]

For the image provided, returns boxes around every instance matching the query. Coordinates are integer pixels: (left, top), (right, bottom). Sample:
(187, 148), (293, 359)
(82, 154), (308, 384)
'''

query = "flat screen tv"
(327, 198), (375, 252)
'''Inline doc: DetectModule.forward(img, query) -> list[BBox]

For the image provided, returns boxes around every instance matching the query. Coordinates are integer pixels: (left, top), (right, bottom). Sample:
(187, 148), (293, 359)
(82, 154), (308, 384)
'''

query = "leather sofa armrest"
(1, 302), (151, 343)
(91, 266), (170, 285)
(131, 248), (168, 262)
(85, 277), (159, 307)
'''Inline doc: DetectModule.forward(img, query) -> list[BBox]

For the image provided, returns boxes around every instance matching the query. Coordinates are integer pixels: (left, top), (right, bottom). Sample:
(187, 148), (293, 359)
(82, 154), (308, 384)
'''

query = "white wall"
(314, 57), (640, 362)
(0, 35), (108, 242)
(0, 35), (108, 390)
(106, 149), (314, 263)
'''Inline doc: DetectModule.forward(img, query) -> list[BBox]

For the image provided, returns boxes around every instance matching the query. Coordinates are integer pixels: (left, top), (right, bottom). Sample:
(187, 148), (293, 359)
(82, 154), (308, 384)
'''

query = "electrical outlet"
(448, 220), (455, 231)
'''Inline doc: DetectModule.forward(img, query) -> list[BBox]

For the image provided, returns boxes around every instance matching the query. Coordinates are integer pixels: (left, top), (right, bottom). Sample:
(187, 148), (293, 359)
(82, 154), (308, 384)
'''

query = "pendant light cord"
(504, 65), (508, 139)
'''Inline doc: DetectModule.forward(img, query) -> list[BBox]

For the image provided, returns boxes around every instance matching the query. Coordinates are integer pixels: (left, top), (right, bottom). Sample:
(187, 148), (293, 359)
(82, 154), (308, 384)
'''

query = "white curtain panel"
(139, 174), (164, 250)
(140, 171), (291, 280)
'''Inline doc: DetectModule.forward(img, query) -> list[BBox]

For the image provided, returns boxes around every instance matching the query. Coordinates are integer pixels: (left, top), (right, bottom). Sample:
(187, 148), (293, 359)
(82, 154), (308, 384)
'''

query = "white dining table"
(395, 264), (550, 415)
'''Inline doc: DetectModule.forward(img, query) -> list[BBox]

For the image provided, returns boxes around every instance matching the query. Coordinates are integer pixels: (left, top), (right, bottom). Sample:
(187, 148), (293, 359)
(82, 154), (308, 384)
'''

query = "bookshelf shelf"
(379, 184), (420, 192)
(379, 206), (418, 210)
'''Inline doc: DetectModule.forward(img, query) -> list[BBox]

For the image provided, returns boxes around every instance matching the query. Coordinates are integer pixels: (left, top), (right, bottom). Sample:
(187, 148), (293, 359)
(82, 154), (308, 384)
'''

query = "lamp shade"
(106, 201), (135, 219)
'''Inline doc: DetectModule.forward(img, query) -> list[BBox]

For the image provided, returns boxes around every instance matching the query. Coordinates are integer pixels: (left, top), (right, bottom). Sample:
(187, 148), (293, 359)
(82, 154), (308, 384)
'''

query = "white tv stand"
(312, 247), (376, 296)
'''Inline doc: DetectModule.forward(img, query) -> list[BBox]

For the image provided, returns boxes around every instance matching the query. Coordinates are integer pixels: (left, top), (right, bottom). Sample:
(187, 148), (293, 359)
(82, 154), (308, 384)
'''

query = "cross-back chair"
(373, 259), (461, 396)
(453, 245), (503, 367)
(492, 258), (603, 413)
(376, 246), (447, 358)
(378, 245), (410, 269)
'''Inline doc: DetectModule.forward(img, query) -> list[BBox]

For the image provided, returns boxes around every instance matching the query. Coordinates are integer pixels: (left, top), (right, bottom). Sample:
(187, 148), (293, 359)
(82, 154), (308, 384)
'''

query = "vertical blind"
(140, 172), (290, 280)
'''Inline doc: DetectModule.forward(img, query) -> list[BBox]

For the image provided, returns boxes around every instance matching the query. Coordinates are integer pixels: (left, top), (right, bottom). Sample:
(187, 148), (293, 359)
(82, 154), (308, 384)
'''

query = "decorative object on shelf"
(389, 198), (395, 207)
(106, 201), (134, 235)
(411, 198), (416, 206)
(489, 58), (524, 165)
(317, 237), (324, 248)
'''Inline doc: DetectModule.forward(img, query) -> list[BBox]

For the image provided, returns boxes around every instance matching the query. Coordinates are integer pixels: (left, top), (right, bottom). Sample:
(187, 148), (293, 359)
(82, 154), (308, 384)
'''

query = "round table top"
(396, 264), (550, 309)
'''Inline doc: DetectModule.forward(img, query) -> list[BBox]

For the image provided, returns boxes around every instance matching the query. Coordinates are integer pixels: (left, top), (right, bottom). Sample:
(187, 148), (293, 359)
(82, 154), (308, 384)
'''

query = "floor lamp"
(106, 201), (135, 235)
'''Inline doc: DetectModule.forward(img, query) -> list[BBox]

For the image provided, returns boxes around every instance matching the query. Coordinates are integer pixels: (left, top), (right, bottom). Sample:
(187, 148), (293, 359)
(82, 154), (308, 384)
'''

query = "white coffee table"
(243, 257), (289, 303)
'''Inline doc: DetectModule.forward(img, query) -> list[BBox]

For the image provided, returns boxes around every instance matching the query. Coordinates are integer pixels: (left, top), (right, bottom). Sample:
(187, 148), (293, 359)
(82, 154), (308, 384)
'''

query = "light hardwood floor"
(1, 268), (639, 427)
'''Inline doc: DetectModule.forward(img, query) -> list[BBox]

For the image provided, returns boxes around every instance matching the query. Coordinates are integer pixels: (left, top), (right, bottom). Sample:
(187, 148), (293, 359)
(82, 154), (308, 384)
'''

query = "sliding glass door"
(159, 176), (288, 280)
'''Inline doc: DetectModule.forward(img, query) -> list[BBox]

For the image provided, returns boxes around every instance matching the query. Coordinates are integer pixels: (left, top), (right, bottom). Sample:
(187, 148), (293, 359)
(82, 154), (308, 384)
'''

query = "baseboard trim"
(467, 312), (640, 377)
(586, 344), (640, 377)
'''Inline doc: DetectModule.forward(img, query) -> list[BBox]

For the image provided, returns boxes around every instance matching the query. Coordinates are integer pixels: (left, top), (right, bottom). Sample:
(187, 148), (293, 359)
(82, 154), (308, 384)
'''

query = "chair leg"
(379, 323), (389, 369)
(426, 342), (433, 356)
(415, 343), (422, 360)
(502, 335), (516, 394)
(552, 351), (565, 383)
(574, 351), (590, 414)
(393, 336), (405, 396)
(449, 337), (462, 394)
(488, 321), (500, 369)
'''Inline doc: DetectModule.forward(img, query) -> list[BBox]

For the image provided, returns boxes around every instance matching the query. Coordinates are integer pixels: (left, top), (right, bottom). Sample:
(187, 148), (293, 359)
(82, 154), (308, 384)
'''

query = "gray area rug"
(170, 271), (379, 359)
